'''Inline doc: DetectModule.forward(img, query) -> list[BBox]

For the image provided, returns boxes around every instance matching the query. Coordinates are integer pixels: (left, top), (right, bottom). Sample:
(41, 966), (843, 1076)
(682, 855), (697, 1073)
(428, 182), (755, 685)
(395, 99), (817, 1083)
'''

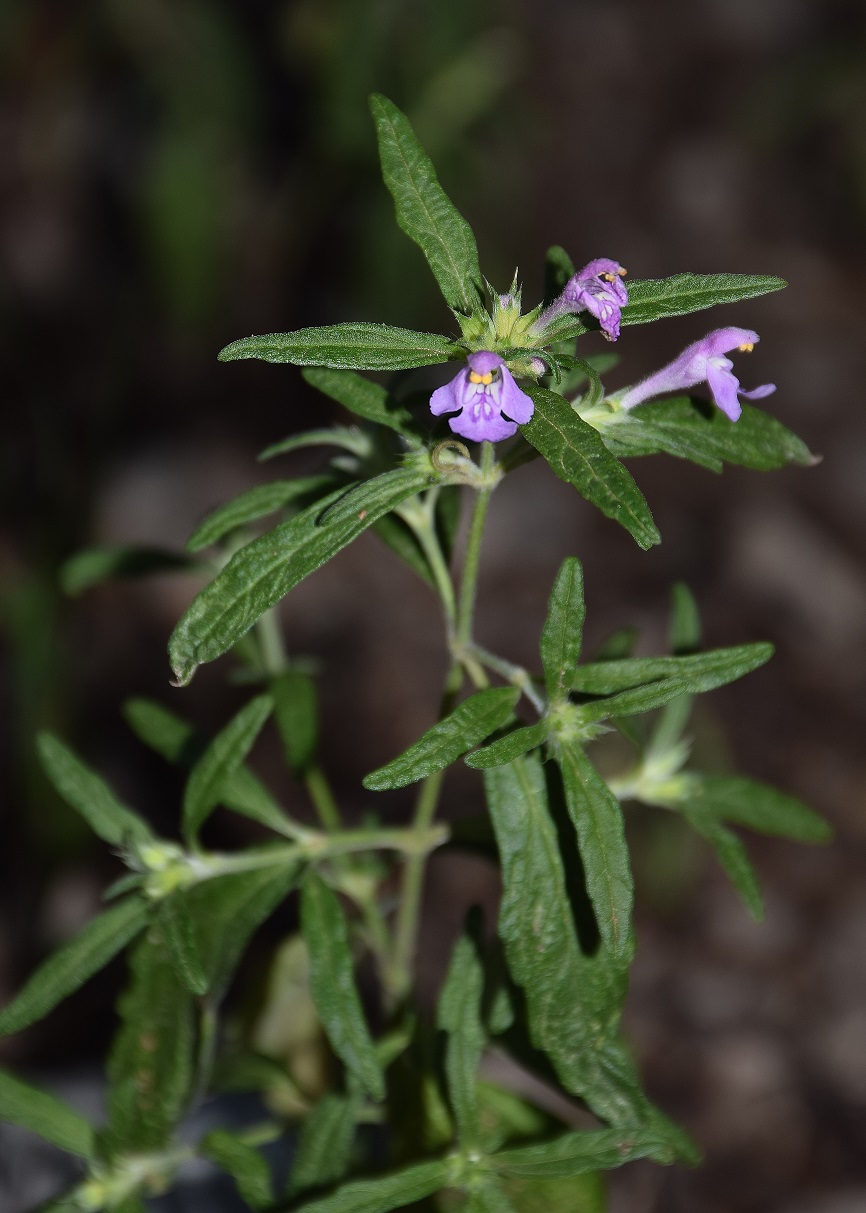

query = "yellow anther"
(738, 342), (754, 352)
(617, 266), (628, 276)
(601, 272), (616, 282)
(480, 372), (493, 384)
(469, 371), (483, 384)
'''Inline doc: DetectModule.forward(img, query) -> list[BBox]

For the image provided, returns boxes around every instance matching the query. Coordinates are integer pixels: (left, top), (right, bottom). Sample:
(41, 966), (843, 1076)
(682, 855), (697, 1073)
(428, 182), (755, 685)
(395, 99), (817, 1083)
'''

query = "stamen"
(469, 371), (484, 384)
(480, 372), (493, 385)
(617, 267), (628, 276)
(601, 273), (616, 282)
(738, 342), (754, 352)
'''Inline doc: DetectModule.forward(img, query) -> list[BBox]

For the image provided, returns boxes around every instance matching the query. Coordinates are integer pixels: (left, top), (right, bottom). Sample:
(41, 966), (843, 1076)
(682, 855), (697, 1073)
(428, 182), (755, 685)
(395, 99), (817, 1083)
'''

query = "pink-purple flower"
(537, 258), (629, 342)
(618, 327), (776, 421)
(429, 351), (534, 442)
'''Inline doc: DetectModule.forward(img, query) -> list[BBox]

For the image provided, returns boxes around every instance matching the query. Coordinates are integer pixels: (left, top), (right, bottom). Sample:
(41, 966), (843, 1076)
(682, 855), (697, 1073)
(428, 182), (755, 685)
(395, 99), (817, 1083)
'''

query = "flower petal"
(430, 374), (465, 416)
(498, 367), (535, 424)
(706, 359), (743, 421)
(449, 408), (518, 443)
(739, 383), (776, 400)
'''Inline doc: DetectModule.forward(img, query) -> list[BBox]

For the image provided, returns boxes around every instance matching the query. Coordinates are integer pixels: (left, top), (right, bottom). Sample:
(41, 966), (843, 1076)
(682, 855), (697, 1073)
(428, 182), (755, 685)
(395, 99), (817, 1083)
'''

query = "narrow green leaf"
(683, 811), (764, 920)
(201, 1129), (274, 1210)
(104, 930), (195, 1153)
(272, 669), (319, 774)
(572, 642), (774, 695)
(465, 1184), (519, 1213)
(290, 1160), (450, 1213)
(622, 272), (787, 326)
(437, 932), (485, 1146)
(0, 1069), (95, 1158)
(578, 677), (696, 723)
(501, 1174), (604, 1213)
(157, 895), (208, 995)
(494, 1124), (694, 1178)
(302, 368), (417, 438)
(169, 468), (431, 685)
(648, 583), (702, 755)
(123, 698), (297, 839)
(289, 1093), (359, 1196)
(0, 897), (148, 1036)
(557, 743), (633, 965)
(522, 388), (660, 550)
(370, 93), (483, 316)
(60, 546), (195, 596)
(372, 512), (437, 588)
(301, 871), (384, 1101)
(36, 732), (154, 847)
(183, 694), (273, 841)
(543, 245), (575, 305)
(685, 776), (831, 843)
(540, 558), (586, 701)
(187, 476), (336, 551)
(363, 687), (519, 790)
(258, 427), (371, 463)
(218, 322), (458, 371)
(465, 721), (548, 770)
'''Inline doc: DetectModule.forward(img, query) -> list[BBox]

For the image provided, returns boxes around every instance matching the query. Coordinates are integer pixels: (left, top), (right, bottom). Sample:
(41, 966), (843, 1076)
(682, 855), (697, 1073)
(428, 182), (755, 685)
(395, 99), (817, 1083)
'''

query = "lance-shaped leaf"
(290, 1160), (450, 1213)
(36, 732), (154, 848)
(622, 272), (787, 327)
(0, 1069), (96, 1158)
(465, 720), (548, 770)
(683, 810), (763, 920)
(540, 557), (586, 701)
(289, 1093), (360, 1197)
(522, 388), (659, 551)
(370, 93), (483, 317)
(104, 931), (195, 1154)
(301, 871), (384, 1102)
(464, 1185), (519, 1213)
(577, 677), (696, 723)
(683, 775), (831, 843)
(556, 743), (634, 965)
(187, 475), (336, 551)
(0, 897), (149, 1036)
(201, 1130), (274, 1210)
(302, 367), (418, 438)
(437, 931), (485, 1146)
(572, 642), (773, 696)
(60, 546), (196, 595)
(494, 1124), (694, 1179)
(169, 468), (432, 685)
(218, 322), (458, 371)
(272, 669), (319, 775)
(258, 427), (372, 463)
(363, 687), (519, 790)
(183, 694), (273, 841)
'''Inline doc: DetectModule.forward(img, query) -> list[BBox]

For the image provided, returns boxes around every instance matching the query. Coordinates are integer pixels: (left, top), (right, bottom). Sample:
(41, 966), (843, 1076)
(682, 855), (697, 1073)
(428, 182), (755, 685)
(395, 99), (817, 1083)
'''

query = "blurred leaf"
(372, 512), (438, 587)
(494, 1124), (694, 1178)
(370, 93), (483, 317)
(36, 732), (154, 847)
(543, 245), (575, 305)
(437, 931), (485, 1146)
(302, 368), (418, 438)
(683, 812), (764, 920)
(501, 1173), (604, 1213)
(187, 476), (336, 551)
(572, 643), (774, 696)
(669, 583), (701, 654)
(200, 1129), (273, 1210)
(272, 670), (319, 775)
(556, 743), (633, 965)
(157, 894), (208, 996)
(0, 897), (148, 1036)
(60, 546), (195, 596)
(464, 1185), (519, 1213)
(301, 871), (384, 1101)
(258, 428), (372, 463)
(363, 687), (519, 790)
(169, 469), (432, 685)
(522, 388), (660, 551)
(289, 1093), (360, 1197)
(540, 558), (585, 702)
(465, 721), (548, 770)
(684, 775), (831, 843)
(218, 323), (458, 370)
(289, 1160), (450, 1213)
(0, 1069), (95, 1158)
(183, 694), (273, 842)
(104, 931), (195, 1154)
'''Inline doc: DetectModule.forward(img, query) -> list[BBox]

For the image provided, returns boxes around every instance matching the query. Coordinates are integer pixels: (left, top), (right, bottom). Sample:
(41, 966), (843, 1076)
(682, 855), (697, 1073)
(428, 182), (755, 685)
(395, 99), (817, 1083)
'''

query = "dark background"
(2, 2), (866, 1211)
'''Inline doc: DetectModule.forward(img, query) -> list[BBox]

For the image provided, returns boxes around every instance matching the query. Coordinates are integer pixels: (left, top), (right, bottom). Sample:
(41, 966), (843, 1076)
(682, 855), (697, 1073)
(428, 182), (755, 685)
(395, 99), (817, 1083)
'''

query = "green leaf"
(683, 811), (764, 920)
(187, 475), (336, 551)
(104, 930), (195, 1153)
(572, 642), (774, 696)
(302, 368), (417, 438)
(201, 1129), (274, 1210)
(218, 322), (458, 371)
(437, 931), (485, 1146)
(0, 1069), (95, 1158)
(522, 388), (660, 550)
(258, 427), (371, 463)
(556, 743), (634, 965)
(543, 245), (575, 305)
(670, 583), (701, 653)
(0, 897), (148, 1036)
(540, 558), (586, 701)
(36, 732), (154, 847)
(301, 870), (384, 1101)
(289, 1093), (360, 1196)
(363, 687), (519, 790)
(684, 775), (831, 843)
(501, 1174), (604, 1213)
(370, 93), (483, 317)
(465, 1184), (519, 1213)
(622, 272), (787, 327)
(156, 894), (208, 995)
(465, 721), (548, 770)
(372, 512), (438, 588)
(59, 546), (195, 596)
(183, 694), (273, 841)
(290, 1160), (450, 1213)
(123, 698), (297, 839)
(169, 468), (432, 685)
(494, 1124), (693, 1178)
(272, 669), (319, 774)
(578, 677), (696, 723)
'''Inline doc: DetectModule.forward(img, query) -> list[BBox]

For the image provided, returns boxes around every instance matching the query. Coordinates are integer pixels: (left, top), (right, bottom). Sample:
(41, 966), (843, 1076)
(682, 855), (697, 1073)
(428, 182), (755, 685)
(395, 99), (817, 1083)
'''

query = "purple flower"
(537, 258), (629, 342)
(429, 351), (534, 442)
(618, 327), (776, 422)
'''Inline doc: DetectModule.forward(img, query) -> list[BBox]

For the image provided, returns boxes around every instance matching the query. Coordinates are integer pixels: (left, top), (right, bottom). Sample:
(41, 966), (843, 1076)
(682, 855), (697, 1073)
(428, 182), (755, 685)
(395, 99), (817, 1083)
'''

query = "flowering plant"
(0, 95), (829, 1213)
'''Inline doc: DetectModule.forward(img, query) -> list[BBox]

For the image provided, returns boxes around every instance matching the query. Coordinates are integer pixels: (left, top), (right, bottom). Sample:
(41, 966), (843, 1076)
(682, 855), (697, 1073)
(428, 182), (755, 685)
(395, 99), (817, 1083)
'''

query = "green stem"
(401, 491), (457, 631)
(464, 642), (545, 714)
(304, 764), (343, 832)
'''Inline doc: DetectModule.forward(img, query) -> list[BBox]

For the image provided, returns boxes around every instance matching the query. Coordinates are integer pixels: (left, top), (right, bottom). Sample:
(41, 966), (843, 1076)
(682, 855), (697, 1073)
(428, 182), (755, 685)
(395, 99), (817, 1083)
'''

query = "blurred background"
(2, 1), (866, 1210)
